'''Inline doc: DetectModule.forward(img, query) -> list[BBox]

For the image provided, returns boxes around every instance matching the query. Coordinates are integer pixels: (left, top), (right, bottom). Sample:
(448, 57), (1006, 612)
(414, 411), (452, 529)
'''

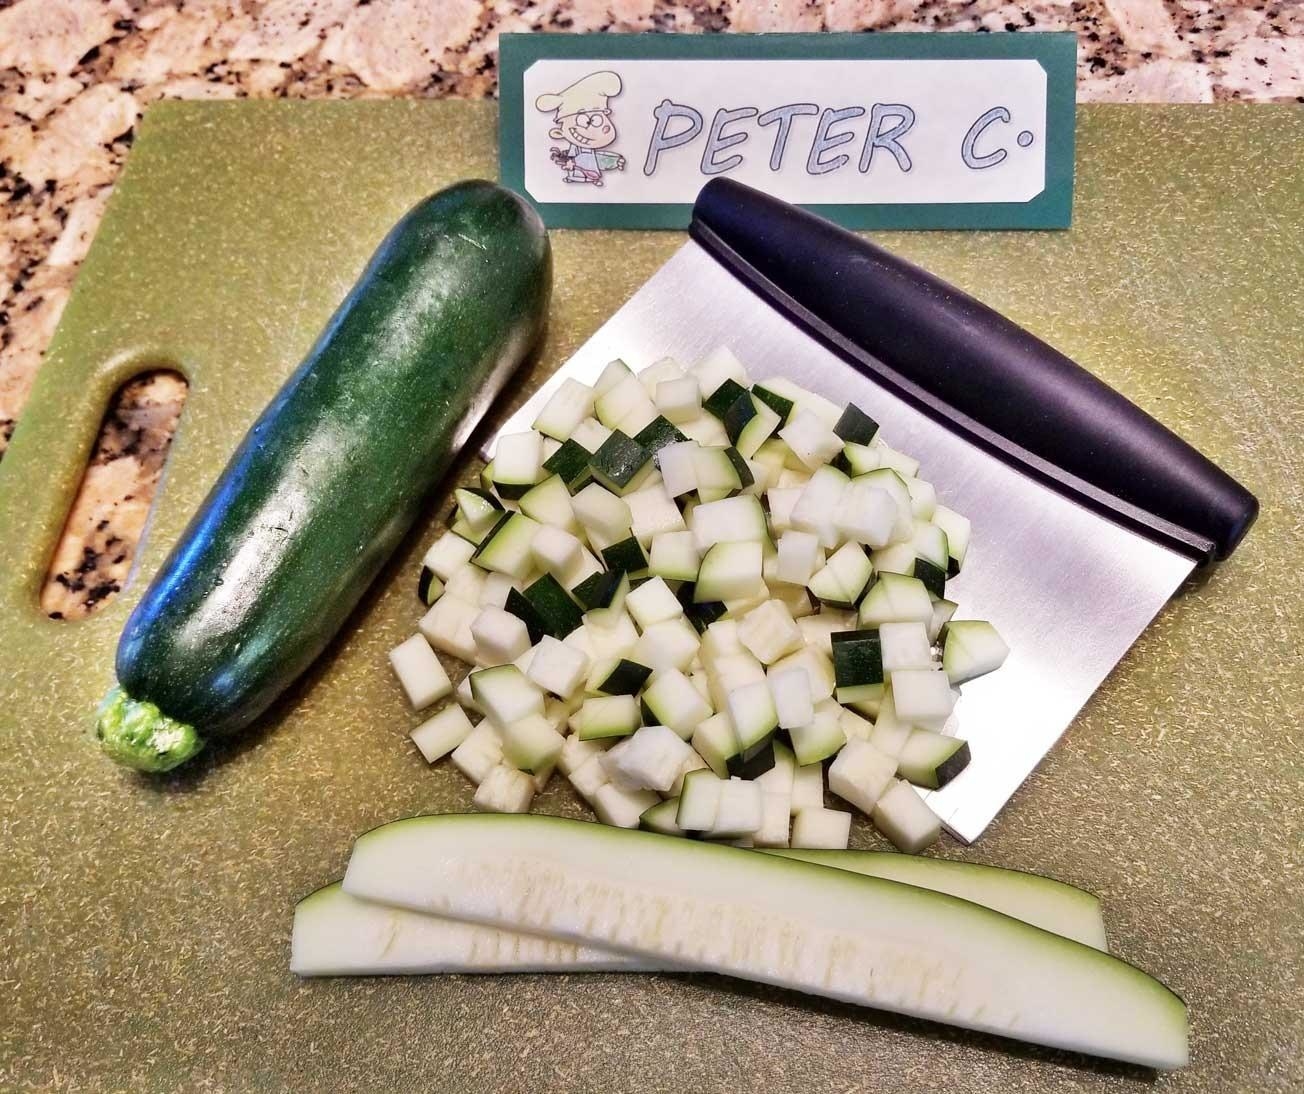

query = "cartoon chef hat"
(535, 71), (622, 119)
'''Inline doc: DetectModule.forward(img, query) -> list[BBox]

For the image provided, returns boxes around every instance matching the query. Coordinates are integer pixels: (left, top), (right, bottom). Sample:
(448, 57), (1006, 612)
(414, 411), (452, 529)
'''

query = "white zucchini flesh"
(343, 815), (1187, 1070)
(291, 883), (656, 976)
(298, 844), (1112, 977)
(768, 849), (1109, 952)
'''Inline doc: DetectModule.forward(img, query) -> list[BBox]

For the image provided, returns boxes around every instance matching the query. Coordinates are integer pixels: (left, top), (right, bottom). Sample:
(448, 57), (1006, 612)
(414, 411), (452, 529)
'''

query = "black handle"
(690, 178), (1257, 563)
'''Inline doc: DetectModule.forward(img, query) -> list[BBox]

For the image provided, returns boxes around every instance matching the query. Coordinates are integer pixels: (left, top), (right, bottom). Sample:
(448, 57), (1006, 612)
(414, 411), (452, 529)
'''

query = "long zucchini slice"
(291, 883), (654, 976)
(342, 815), (1187, 1069)
(296, 847), (1109, 975)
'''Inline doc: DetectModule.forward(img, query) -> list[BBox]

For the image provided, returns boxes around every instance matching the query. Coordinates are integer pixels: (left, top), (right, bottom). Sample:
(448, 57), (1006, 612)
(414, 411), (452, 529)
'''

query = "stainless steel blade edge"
(488, 242), (1195, 843)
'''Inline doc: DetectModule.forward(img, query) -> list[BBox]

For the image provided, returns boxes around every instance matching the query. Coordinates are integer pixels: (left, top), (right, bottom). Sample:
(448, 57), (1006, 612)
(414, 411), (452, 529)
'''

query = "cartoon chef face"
(551, 108), (618, 150)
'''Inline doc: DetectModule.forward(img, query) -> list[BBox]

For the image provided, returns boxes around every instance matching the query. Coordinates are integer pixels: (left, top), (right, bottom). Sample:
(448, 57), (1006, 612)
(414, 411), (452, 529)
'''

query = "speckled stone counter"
(2, 0), (1303, 618)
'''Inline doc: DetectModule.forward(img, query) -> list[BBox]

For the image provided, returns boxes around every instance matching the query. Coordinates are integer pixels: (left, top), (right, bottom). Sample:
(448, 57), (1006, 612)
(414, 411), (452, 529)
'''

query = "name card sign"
(499, 33), (1076, 230)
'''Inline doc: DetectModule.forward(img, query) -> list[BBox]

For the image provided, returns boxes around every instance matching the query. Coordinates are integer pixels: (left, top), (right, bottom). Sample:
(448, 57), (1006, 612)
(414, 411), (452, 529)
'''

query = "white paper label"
(522, 58), (1049, 207)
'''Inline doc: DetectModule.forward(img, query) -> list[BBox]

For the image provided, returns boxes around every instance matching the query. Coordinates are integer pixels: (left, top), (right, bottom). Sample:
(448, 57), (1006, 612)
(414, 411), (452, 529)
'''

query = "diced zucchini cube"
(709, 778), (764, 838)
(879, 620), (934, 673)
(501, 713), (565, 774)
(941, 619), (1010, 685)
(896, 728), (971, 789)
(572, 482), (633, 542)
(765, 486), (803, 534)
(655, 375), (702, 422)
(689, 494), (768, 553)
(874, 438), (921, 478)
(635, 416), (688, 457)
(789, 700), (847, 767)
(774, 529), (822, 587)
(472, 513), (542, 580)
(737, 599), (804, 665)
(388, 634), (453, 710)
(571, 417), (613, 454)
(835, 481), (897, 548)
(600, 535), (649, 577)
(755, 739), (796, 796)
(696, 541), (763, 603)
(693, 346), (749, 400)
(470, 607), (532, 665)
(700, 618), (744, 664)
(691, 712), (740, 778)
(868, 688), (912, 756)
(838, 706), (875, 743)
(649, 530), (700, 582)
(625, 576), (684, 629)
(640, 797), (687, 836)
(592, 783), (661, 828)
(790, 465), (850, 548)
(590, 430), (654, 496)
(418, 595), (480, 662)
(726, 678), (778, 755)
(668, 749), (710, 797)
(656, 440), (700, 499)
(558, 733), (611, 776)
(469, 664), (545, 727)
(542, 438), (594, 491)
(526, 635), (589, 699)
(575, 694), (641, 741)
(790, 807), (852, 849)
(567, 752), (609, 799)
(626, 482), (686, 544)
(676, 768), (724, 829)
(450, 721), (503, 784)
(902, 476), (937, 520)
(872, 779), (942, 853)
(778, 407), (843, 470)
(828, 738), (898, 814)
(641, 668), (713, 738)
(533, 378), (596, 441)
(858, 572), (933, 627)
(493, 431), (544, 499)
(409, 703), (476, 763)
(769, 645), (836, 703)
(443, 563), (488, 604)
(790, 760), (825, 812)
(632, 616), (701, 672)
(831, 629), (884, 689)
(638, 356), (687, 393)
(422, 532), (478, 581)
(833, 403), (879, 445)
(519, 474), (578, 532)
(890, 668), (957, 726)
(769, 667), (813, 731)
(796, 610), (855, 656)
(931, 504), (971, 574)
(596, 373), (660, 436)
(754, 792), (792, 847)
(601, 724), (695, 793)
(473, 764), (536, 813)
(530, 524), (583, 580)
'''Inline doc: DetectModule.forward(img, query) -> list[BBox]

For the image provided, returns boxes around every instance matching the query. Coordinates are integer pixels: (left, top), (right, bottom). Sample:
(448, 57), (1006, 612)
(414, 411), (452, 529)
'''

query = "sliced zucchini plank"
(291, 882), (655, 976)
(765, 849), (1109, 952)
(344, 815), (1186, 1069)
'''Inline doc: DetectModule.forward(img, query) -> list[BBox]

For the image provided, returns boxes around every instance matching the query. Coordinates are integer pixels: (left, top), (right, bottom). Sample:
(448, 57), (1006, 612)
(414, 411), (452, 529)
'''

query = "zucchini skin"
(113, 181), (550, 746)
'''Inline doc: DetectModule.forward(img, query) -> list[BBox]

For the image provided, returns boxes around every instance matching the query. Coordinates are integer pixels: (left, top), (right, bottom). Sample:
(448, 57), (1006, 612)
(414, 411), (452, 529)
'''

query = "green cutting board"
(1, 101), (1301, 1093)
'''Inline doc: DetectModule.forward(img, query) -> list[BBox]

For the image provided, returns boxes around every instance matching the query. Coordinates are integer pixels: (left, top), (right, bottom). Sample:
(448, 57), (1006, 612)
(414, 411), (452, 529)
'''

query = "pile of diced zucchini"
(389, 348), (1008, 854)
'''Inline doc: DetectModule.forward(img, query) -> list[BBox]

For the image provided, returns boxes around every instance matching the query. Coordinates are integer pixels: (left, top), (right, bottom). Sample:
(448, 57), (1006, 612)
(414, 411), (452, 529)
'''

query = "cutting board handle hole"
(40, 370), (189, 621)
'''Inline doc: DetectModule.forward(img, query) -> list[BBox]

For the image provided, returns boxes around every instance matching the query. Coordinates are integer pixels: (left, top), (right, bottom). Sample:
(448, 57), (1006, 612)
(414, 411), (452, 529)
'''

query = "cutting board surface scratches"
(0, 101), (1301, 1093)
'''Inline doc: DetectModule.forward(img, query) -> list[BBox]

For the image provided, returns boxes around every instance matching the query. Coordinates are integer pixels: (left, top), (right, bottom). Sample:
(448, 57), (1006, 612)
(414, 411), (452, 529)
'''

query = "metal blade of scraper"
(485, 241), (1195, 843)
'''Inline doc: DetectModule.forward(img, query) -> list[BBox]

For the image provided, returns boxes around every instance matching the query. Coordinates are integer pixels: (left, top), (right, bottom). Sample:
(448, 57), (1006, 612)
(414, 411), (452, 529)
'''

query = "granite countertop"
(2, 0), (1302, 619)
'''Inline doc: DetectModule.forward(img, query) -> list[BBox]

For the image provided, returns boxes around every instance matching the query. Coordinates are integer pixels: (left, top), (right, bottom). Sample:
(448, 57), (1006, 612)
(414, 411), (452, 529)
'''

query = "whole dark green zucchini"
(96, 181), (550, 772)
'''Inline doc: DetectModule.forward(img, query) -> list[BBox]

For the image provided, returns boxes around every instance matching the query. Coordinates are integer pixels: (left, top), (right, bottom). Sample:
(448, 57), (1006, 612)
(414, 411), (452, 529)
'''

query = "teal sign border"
(499, 32), (1077, 230)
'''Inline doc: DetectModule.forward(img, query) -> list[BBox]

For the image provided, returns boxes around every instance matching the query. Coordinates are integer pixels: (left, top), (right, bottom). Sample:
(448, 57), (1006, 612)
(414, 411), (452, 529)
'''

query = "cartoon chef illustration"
(535, 71), (626, 187)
